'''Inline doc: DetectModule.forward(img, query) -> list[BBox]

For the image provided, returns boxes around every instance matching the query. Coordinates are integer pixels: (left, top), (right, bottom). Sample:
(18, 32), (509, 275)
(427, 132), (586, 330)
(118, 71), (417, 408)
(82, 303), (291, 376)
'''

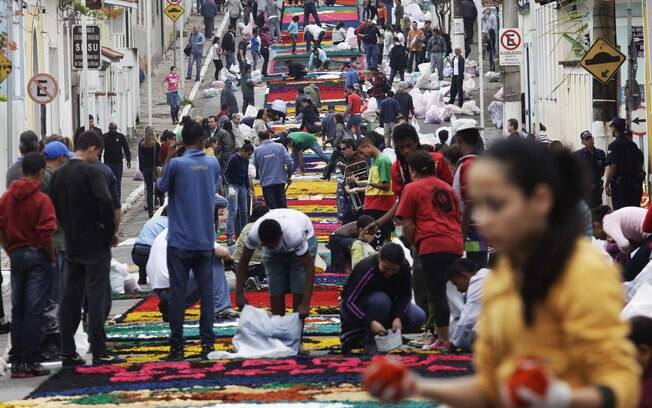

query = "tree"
(431, 0), (451, 33)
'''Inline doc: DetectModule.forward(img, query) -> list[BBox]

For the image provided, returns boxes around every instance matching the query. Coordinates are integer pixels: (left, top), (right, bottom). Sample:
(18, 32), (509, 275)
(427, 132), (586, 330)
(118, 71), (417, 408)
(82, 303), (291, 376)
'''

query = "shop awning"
(103, 0), (137, 9)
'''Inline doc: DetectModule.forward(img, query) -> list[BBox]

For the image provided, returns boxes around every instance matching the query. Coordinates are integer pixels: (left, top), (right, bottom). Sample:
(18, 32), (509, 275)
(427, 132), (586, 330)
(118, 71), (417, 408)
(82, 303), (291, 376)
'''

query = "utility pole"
(7, 0), (14, 169)
(452, 0), (464, 51)
(502, 0), (521, 135)
(81, 0), (89, 130)
(475, 0), (485, 135)
(146, 0), (152, 126)
(591, 0), (617, 153)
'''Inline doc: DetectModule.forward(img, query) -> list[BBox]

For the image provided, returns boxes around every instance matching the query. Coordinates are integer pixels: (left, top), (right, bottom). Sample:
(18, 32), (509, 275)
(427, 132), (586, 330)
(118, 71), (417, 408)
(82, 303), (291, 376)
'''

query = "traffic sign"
(580, 37), (626, 85)
(167, 0), (182, 5)
(164, 3), (185, 22)
(499, 28), (523, 66)
(0, 52), (12, 83)
(27, 73), (59, 104)
(632, 107), (647, 136)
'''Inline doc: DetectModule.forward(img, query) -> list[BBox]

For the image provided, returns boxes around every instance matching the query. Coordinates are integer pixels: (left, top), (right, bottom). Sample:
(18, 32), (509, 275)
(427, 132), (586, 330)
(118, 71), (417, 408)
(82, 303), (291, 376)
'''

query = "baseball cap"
(610, 117), (626, 132)
(43, 141), (73, 160)
(580, 130), (592, 140)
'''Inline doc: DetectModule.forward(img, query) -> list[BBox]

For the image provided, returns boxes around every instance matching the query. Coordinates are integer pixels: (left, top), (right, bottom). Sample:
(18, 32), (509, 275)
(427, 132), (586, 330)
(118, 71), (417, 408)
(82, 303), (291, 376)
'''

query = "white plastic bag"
(110, 259), (129, 294)
(622, 283), (652, 319)
(244, 105), (259, 118)
(624, 262), (652, 302)
(417, 62), (431, 75)
(485, 71), (501, 82)
(271, 99), (287, 114)
(337, 42), (351, 50)
(239, 123), (253, 141)
(203, 88), (220, 98)
(124, 274), (141, 293)
(462, 78), (476, 95)
(460, 100), (481, 116)
(345, 27), (358, 50)
(251, 70), (263, 83)
(207, 305), (302, 359)
(425, 105), (444, 124)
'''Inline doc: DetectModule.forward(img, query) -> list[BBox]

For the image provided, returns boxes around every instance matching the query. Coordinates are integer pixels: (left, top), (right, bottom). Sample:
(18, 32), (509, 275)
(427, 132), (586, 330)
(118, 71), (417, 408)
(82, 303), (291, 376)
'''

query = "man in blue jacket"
(187, 26), (205, 82)
(201, 0), (218, 38)
(157, 122), (221, 360)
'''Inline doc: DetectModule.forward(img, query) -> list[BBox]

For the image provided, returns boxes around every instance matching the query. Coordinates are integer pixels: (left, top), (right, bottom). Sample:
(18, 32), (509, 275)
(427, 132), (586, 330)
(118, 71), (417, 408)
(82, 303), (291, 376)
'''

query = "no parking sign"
(499, 28), (523, 66)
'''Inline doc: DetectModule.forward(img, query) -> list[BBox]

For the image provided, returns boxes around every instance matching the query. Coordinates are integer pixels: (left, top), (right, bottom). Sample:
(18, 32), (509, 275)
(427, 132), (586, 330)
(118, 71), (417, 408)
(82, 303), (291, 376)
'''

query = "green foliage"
(59, 0), (106, 19)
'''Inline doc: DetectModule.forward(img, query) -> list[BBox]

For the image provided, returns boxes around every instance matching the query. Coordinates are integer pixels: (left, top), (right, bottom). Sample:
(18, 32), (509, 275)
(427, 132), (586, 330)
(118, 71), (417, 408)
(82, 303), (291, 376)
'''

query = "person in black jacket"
(73, 115), (103, 149)
(49, 131), (124, 367)
(389, 38), (407, 85)
(340, 243), (425, 354)
(102, 123), (131, 201)
(299, 98), (320, 133)
(447, 48), (465, 107)
(462, 0), (477, 58)
(138, 127), (161, 218)
(221, 25), (237, 71)
(286, 60), (308, 79)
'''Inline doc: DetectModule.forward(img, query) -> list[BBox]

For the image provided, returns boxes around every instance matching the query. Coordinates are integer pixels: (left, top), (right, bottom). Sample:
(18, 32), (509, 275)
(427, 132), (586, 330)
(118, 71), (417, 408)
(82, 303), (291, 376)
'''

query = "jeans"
(365, 44), (380, 70)
(186, 258), (232, 312)
(167, 246), (215, 348)
(204, 16), (215, 37)
(448, 74), (464, 107)
(252, 50), (260, 71)
(408, 51), (421, 72)
(131, 244), (151, 283)
(167, 91), (181, 123)
(227, 184), (249, 238)
(292, 144), (330, 172)
(430, 52), (444, 80)
(341, 291), (426, 346)
(269, 18), (281, 38)
(262, 183), (288, 209)
(10, 248), (51, 363)
(243, 95), (255, 115)
(106, 162), (123, 201)
(624, 235), (652, 281)
(187, 53), (202, 80)
(389, 68), (405, 84)
(60, 252), (111, 356)
(303, 2), (321, 26)
(143, 168), (155, 217)
(225, 50), (236, 70)
(347, 114), (363, 139)
(261, 46), (270, 76)
(420, 252), (460, 328)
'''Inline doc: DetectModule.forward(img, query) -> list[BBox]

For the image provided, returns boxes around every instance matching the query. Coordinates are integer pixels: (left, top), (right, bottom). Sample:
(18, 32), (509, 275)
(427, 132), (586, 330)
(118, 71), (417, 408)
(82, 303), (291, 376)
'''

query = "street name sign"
(580, 37), (626, 85)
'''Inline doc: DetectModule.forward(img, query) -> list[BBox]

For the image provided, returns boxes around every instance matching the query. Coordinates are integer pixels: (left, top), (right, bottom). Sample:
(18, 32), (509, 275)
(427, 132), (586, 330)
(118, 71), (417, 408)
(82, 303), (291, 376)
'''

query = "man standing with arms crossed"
(157, 122), (221, 360)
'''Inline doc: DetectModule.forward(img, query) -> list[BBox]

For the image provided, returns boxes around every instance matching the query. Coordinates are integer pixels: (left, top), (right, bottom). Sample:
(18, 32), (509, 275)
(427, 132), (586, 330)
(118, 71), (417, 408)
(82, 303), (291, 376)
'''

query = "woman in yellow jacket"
(365, 138), (640, 407)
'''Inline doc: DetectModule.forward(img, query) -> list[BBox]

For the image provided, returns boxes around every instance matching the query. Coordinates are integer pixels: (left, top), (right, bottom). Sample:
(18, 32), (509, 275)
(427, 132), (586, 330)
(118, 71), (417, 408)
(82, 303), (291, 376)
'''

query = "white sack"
(622, 283), (652, 320)
(271, 99), (287, 114)
(244, 105), (259, 118)
(460, 100), (481, 116)
(110, 259), (129, 294)
(203, 88), (220, 98)
(624, 262), (652, 302)
(345, 27), (358, 50)
(207, 305), (302, 359)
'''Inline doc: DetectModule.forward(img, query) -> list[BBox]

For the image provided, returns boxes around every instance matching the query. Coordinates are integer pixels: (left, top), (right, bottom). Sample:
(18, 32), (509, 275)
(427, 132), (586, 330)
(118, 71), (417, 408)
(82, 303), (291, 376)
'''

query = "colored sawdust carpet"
(281, 5), (360, 30)
(113, 288), (341, 324)
(264, 77), (348, 115)
(254, 179), (340, 243)
(29, 354), (472, 400)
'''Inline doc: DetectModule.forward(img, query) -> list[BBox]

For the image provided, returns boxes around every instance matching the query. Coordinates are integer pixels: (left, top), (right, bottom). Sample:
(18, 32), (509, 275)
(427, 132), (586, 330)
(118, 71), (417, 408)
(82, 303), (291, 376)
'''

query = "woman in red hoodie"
(0, 152), (57, 379)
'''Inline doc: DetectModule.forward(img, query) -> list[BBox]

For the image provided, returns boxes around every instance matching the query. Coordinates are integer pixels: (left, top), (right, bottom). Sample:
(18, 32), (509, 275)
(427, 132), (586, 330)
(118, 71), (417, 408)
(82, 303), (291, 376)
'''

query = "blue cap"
(43, 141), (73, 160)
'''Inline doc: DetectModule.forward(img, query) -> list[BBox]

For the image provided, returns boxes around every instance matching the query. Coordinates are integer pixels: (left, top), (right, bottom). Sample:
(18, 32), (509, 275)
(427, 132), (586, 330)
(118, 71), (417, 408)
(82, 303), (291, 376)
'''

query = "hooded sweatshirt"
(0, 178), (57, 254)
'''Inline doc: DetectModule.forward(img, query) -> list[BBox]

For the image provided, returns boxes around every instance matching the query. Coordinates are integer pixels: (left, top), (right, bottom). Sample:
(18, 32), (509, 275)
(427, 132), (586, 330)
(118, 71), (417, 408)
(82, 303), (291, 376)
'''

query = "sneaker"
(245, 276), (262, 291)
(25, 362), (50, 377)
(92, 353), (126, 365)
(0, 321), (10, 334)
(408, 331), (435, 348)
(215, 307), (240, 320)
(11, 362), (29, 379)
(200, 344), (213, 360)
(167, 346), (184, 361)
(62, 353), (86, 368)
(422, 339), (450, 353)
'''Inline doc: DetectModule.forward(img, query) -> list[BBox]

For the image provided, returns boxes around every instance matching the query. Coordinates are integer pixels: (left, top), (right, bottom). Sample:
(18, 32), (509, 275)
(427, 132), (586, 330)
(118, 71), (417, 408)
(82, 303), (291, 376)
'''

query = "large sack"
(622, 283), (652, 319)
(485, 71), (501, 82)
(425, 105), (445, 124)
(460, 100), (481, 116)
(203, 88), (220, 98)
(624, 261), (652, 302)
(488, 101), (503, 128)
(418, 62), (431, 75)
(462, 78), (476, 95)
(337, 41), (351, 50)
(345, 27), (358, 50)
(271, 99), (287, 114)
(110, 259), (129, 294)
(207, 305), (302, 359)
(244, 105), (259, 118)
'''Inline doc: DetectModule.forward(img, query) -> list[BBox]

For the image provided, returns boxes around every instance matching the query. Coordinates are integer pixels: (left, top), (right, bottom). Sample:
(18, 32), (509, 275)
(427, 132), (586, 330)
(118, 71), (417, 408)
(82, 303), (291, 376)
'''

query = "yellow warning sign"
(164, 3), (185, 22)
(580, 37), (626, 85)
(0, 52), (12, 84)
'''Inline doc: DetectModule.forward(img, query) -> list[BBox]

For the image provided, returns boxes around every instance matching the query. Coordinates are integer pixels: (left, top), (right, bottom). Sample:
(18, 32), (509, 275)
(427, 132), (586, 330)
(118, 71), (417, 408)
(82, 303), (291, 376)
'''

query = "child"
(288, 15), (300, 53)
(396, 150), (463, 351)
(630, 315), (652, 407)
(365, 138), (639, 407)
(351, 215), (378, 269)
(332, 22), (347, 46)
(0, 153), (57, 378)
(250, 28), (261, 71)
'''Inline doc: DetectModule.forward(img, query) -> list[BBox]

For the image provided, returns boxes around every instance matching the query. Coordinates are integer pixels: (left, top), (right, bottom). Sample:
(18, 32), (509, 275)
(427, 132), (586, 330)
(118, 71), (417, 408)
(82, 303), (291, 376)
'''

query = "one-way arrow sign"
(633, 117), (646, 125)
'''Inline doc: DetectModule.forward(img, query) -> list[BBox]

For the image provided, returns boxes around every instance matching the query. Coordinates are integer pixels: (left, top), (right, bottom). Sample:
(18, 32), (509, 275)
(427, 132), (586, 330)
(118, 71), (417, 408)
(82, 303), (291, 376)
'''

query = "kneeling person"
(340, 243), (425, 353)
(236, 208), (318, 317)
(447, 259), (489, 350)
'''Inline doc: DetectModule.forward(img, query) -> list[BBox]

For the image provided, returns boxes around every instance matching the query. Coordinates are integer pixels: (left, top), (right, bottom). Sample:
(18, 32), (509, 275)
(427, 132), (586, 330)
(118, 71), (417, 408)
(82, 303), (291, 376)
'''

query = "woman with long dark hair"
(138, 127), (161, 218)
(365, 139), (640, 407)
